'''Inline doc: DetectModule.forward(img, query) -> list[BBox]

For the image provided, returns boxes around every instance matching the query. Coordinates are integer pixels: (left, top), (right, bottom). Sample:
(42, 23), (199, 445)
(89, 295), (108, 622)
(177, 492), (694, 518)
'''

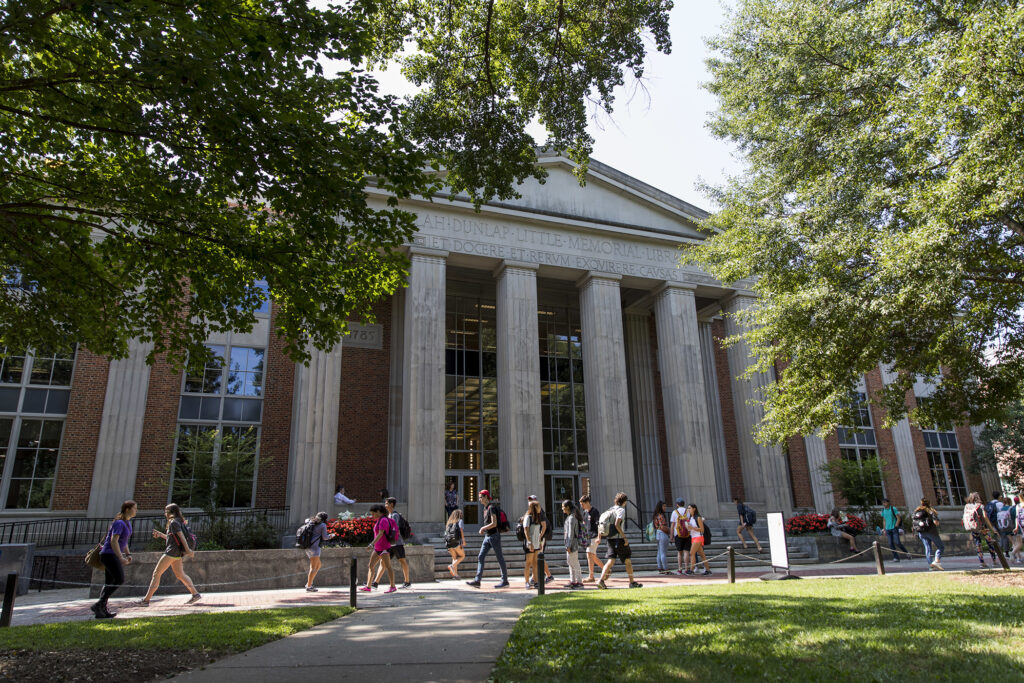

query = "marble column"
(386, 289), (406, 501)
(654, 284), (718, 515)
(623, 311), (664, 511)
(577, 272), (636, 508)
(287, 343), (343, 524)
(880, 364), (925, 506)
(87, 339), (153, 516)
(402, 247), (447, 525)
(804, 434), (834, 513)
(699, 320), (732, 503)
(722, 293), (793, 513)
(495, 262), (543, 513)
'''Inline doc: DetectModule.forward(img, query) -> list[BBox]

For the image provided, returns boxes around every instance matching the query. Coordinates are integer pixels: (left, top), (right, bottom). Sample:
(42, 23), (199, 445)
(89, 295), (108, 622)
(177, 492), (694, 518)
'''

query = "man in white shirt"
(597, 492), (642, 589)
(334, 485), (356, 505)
(669, 497), (690, 575)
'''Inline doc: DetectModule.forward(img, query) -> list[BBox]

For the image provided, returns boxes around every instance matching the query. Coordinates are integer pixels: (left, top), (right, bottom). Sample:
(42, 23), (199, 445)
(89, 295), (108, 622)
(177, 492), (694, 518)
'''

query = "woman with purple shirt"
(91, 500), (136, 619)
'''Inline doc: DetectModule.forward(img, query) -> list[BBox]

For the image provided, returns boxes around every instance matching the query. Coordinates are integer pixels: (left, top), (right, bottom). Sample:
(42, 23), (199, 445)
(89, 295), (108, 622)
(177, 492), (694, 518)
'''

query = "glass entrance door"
(546, 475), (577, 529)
(446, 473), (481, 527)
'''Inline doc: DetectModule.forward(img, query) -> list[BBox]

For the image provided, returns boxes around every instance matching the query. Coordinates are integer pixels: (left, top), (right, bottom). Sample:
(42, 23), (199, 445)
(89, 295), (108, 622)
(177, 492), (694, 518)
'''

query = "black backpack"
(296, 520), (318, 549)
(515, 519), (527, 542)
(744, 507), (756, 526)
(541, 512), (554, 541)
(443, 522), (461, 548)
(912, 508), (936, 533)
(396, 513), (412, 540)
(700, 518), (713, 544)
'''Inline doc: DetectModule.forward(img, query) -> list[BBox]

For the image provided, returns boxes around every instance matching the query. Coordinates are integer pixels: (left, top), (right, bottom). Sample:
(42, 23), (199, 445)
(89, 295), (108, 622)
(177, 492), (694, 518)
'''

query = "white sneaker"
(931, 561), (943, 571)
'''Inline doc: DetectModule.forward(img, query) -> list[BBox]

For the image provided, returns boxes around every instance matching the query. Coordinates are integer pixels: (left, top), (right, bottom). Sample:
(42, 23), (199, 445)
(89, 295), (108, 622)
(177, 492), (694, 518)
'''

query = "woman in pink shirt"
(361, 505), (397, 593)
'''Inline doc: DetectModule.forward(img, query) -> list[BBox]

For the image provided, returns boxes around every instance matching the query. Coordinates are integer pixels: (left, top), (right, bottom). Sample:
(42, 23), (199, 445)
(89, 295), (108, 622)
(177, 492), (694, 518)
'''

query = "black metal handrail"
(0, 506), (290, 550)
(624, 500), (648, 540)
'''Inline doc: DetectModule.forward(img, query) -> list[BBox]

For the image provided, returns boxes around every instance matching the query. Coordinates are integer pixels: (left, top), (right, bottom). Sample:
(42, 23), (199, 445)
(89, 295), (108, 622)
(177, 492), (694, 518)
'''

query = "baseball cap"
(527, 494), (539, 501)
(674, 497), (684, 506)
(479, 489), (490, 498)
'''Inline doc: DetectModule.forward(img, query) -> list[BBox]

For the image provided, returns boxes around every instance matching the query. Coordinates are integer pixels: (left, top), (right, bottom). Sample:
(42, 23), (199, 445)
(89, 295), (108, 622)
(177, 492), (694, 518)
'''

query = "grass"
(492, 573), (1024, 682)
(0, 606), (354, 652)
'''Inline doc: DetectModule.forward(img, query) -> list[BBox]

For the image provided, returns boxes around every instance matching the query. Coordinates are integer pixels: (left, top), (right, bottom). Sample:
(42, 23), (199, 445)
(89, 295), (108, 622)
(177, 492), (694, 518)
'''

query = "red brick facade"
(52, 349), (110, 510)
(712, 319), (745, 500)
(132, 353), (181, 510)
(254, 304), (295, 507)
(336, 299), (393, 501)
(864, 368), (907, 507)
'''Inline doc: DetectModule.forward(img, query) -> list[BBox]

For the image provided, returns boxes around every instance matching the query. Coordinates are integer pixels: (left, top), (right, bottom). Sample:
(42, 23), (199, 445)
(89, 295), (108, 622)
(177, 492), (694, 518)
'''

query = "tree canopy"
(690, 0), (1024, 442)
(1, 0), (671, 365)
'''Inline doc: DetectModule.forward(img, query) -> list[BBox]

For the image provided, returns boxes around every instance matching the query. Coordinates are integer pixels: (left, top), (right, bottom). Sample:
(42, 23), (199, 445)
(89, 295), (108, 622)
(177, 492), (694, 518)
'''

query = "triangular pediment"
(474, 154), (710, 241)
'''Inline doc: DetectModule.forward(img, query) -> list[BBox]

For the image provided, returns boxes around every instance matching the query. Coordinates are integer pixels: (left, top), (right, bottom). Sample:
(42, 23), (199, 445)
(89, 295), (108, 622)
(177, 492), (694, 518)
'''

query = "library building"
(0, 153), (995, 530)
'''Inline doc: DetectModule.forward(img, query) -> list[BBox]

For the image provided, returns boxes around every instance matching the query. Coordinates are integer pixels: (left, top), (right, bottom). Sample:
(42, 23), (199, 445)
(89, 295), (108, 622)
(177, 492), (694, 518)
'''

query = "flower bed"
(786, 513), (866, 536)
(325, 516), (375, 545)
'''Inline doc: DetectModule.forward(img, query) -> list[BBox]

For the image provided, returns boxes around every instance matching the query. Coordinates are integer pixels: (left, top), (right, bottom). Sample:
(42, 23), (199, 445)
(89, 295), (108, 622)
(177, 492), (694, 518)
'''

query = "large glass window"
(837, 392), (885, 505)
(172, 342), (264, 508)
(0, 346), (76, 509)
(444, 296), (498, 525)
(539, 303), (588, 523)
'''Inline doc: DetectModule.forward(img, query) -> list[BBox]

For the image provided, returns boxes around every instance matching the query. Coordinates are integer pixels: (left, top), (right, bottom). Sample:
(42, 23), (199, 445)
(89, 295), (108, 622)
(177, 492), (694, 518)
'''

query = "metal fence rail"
(0, 507), (291, 550)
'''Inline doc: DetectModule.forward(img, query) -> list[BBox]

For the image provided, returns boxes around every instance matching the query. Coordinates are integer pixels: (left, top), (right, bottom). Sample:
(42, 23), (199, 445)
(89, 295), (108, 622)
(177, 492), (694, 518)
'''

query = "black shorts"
(605, 538), (632, 561)
(388, 545), (406, 560)
(674, 536), (691, 552)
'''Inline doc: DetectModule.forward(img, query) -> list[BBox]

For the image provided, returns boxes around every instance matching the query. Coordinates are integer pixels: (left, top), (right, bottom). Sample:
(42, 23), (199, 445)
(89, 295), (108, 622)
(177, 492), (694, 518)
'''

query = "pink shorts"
(690, 535), (704, 546)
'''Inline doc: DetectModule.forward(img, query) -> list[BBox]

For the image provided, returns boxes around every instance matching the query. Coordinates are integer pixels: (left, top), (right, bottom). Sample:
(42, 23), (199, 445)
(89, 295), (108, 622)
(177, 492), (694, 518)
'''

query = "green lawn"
(1, 606), (354, 652)
(493, 574), (1024, 682)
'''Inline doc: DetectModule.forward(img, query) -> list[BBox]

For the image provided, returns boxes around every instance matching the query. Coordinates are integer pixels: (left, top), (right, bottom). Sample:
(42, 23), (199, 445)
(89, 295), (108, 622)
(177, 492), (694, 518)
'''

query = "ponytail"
(115, 499), (137, 521)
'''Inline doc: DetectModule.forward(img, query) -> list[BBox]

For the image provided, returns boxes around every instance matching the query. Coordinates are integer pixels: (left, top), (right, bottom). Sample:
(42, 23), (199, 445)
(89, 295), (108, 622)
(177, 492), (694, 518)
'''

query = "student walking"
(527, 495), (555, 585)
(139, 504), (201, 606)
(374, 497), (411, 588)
(1012, 497), (1024, 565)
(444, 509), (466, 578)
(652, 501), (671, 574)
(881, 498), (909, 562)
(444, 481), (460, 520)
(302, 511), (335, 591)
(579, 495), (602, 582)
(670, 498), (691, 575)
(963, 491), (999, 567)
(91, 500), (136, 619)
(996, 496), (1014, 553)
(562, 499), (584, 588)
(521, 500), (542, 589)
(912, 499), (944, 570)
(828, 509), (859, 553)
(361, 504), (397, 593)
(467, 490), (510, 588)
(597, 492), (642, 589)
(685, 504), (712, 576)
(733, 498), (763, 553)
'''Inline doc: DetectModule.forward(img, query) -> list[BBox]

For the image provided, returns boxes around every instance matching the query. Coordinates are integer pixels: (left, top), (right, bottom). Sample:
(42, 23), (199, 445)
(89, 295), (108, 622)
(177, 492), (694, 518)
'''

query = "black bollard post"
(349, 557), (357, 608)
(1, 573), (17, 627)
(727, 546), (735, 584)
(537, 552), (545, 596)
(872, 541), (885, 576)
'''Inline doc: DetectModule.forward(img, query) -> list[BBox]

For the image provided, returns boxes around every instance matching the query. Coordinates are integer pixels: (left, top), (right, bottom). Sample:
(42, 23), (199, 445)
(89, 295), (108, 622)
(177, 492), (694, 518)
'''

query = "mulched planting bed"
(0, 648), (225, 682)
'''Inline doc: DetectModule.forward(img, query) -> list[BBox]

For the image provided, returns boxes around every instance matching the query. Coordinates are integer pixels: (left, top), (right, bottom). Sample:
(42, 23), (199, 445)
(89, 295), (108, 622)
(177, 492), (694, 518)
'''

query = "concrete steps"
(428, 527), (815, 580)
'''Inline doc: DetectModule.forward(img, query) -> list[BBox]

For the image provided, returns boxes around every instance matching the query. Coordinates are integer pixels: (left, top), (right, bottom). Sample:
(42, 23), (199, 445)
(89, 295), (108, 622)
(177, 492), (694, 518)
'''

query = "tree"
(688, 0), (1024, 442)
(1, 0), (671, 366)
(974, 402), (1024, 492)
(821, 455), (886, 525)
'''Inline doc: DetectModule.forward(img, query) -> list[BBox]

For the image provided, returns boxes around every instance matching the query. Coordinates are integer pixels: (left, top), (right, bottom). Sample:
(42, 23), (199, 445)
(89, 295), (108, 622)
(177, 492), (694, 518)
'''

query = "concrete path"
(173, 587), (532, 683)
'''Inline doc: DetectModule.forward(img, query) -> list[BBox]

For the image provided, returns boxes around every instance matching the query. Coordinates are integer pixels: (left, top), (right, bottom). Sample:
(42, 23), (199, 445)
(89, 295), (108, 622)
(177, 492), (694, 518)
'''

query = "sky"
(369, 2), (741, 211)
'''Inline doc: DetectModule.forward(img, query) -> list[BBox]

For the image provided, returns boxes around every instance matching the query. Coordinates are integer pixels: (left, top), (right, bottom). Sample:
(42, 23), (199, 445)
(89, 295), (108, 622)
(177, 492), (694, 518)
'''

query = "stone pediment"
(470, 153), (711, 241)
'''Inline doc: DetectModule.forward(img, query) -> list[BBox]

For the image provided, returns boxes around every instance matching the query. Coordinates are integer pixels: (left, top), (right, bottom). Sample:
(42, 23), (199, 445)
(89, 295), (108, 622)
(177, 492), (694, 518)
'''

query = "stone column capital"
(492, 260), (539, 279)
(721, 289), (759, 311)
(653, 281), (697, 299)
(407, 245), (449, 262)
(575, 271), (622, 290)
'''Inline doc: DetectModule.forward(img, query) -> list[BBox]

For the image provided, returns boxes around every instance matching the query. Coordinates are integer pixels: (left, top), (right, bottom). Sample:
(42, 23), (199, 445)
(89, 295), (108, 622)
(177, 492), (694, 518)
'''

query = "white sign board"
(767, 512), (789, 570)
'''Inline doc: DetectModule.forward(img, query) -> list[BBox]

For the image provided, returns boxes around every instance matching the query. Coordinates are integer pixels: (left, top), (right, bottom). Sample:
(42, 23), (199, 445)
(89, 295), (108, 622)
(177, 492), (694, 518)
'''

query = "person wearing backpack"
(374, 498), (412, 589)
(912, 498), (944, 570)
(651, 501), (671, 574)
(597, 492), (642, 589)
(444, 508), (466, 578)
(520, 499), (542, 589)
(985, 490), (1003, 529)
(963, 491), (999, 568)
(1011, 496), (1024, 565)
(138, 503), (201, 607)
(670, 498), (691, 575)
(733, 498), (763, 554)
(91, 500), (136, 619)
(579, 495), (602, 583)
(880, 498), (909, 562)
(527, 495), (555, 585)
(684, 504), (712, 576)
(996, 496), (1014, 554)
(467, 489), (510, 588)
(360, 504), (397, 593)
(562, 499), (584, 588)
(298, 511), (335, 592)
